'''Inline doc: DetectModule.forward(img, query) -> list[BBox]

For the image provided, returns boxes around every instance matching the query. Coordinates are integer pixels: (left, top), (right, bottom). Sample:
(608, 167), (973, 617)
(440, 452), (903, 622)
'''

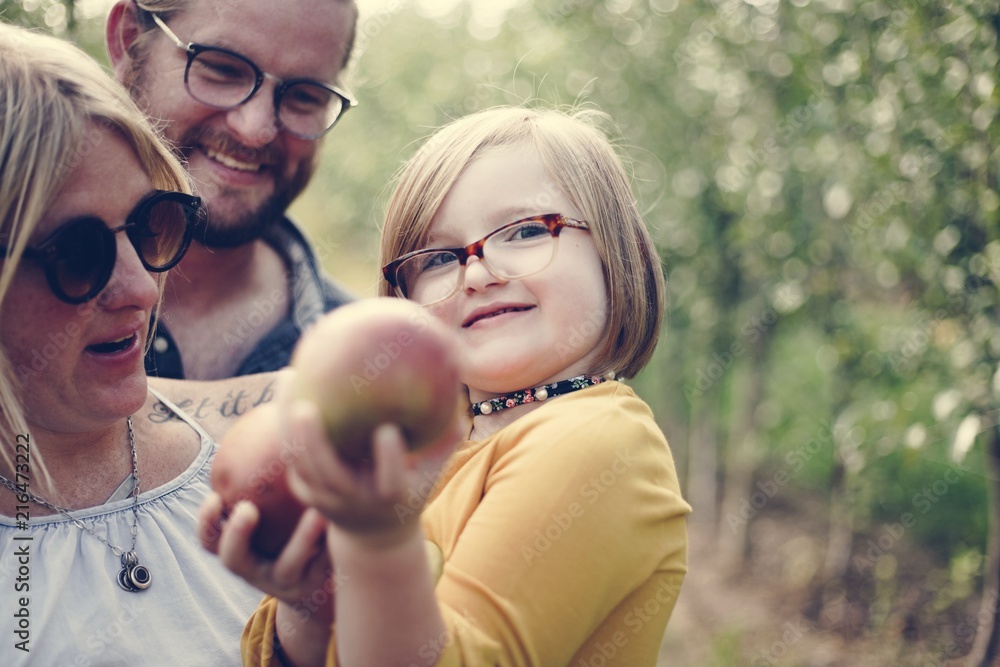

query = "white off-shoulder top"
(0, 389), (263, 666)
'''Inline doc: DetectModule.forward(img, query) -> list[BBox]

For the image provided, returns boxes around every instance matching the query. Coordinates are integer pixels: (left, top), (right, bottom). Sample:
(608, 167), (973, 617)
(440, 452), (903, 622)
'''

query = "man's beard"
(126, 70), (313, 249)
(178, 128), (313, 249)
(193, 179), (298, 249)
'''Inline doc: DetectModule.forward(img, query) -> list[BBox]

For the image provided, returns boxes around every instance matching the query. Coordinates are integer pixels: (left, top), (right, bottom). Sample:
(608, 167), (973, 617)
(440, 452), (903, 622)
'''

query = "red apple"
(211, 403), (307, 558)
(290, 297), (463, 467)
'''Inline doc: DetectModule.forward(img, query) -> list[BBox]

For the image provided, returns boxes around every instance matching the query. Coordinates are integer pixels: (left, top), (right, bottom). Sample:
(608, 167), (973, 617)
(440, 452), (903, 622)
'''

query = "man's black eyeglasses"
(148, 11), (357, 140)
(0, 191), (202, 304)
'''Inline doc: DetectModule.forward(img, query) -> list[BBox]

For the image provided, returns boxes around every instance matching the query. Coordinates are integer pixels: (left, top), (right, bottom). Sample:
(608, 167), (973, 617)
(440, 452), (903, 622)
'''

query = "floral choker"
(470, 372), (616, 417)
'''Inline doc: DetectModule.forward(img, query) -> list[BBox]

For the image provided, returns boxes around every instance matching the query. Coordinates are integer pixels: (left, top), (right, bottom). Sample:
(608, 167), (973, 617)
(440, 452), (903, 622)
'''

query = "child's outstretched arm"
(286, 399), (461, 666)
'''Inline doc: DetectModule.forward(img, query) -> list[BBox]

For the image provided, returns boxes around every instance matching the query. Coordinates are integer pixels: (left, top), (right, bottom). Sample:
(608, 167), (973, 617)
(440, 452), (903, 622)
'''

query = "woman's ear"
(106, 0), (143, 83)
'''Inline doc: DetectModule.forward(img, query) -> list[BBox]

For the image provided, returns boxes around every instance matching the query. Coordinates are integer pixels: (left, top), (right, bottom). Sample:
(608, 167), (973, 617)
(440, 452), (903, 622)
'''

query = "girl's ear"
(106, 0), (143, 83)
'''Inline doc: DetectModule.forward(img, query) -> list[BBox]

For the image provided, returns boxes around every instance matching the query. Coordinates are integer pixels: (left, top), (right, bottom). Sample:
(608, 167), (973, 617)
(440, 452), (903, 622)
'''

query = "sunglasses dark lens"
(50, 219), (115, 301)
(133, 197), (192, 270)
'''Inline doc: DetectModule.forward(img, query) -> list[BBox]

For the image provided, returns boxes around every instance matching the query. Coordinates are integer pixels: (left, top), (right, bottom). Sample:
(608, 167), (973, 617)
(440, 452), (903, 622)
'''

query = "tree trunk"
(821, 458), (852, 583)
(687, 396), (720, 536)
(969, 424), (1000, 666)
(716, 337), (770, 573)
(66, 0), (76, 34)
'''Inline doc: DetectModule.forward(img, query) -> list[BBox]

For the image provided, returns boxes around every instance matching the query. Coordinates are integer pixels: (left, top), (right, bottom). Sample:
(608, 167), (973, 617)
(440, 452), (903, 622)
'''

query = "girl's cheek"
(426, 302), (455, 328)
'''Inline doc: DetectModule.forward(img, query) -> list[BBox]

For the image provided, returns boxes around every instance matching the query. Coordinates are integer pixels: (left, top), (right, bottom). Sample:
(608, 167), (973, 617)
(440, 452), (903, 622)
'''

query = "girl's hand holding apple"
(285, 400), (463, 547)
(210, 298), (464, 554)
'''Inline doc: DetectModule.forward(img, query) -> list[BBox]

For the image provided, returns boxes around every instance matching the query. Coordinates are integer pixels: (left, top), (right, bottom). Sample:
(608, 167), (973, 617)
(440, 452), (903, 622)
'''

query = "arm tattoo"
(148, 380), (277, 424)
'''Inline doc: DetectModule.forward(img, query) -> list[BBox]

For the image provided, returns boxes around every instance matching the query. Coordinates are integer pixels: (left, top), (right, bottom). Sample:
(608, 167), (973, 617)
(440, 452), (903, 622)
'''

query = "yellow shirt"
(243, 381), (691, 666)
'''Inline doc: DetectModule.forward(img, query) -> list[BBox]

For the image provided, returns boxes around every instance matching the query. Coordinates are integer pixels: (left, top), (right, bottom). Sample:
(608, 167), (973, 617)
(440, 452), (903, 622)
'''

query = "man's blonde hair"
(122, 0), (359, 97)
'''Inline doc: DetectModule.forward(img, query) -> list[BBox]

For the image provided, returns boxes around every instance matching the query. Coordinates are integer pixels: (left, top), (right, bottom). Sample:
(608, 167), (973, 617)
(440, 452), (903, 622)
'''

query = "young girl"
(203, 106), (690, 666)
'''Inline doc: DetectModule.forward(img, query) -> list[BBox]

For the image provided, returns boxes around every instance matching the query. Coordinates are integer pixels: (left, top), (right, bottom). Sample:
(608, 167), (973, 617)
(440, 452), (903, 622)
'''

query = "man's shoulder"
(317, 270), (355, 311)
(267, 216), (355, 313)
(264, 216), (322, 266)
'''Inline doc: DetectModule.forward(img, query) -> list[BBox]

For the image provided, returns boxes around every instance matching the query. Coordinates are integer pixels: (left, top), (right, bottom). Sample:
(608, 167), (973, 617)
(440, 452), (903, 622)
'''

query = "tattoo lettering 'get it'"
(148, 381), (276, 424)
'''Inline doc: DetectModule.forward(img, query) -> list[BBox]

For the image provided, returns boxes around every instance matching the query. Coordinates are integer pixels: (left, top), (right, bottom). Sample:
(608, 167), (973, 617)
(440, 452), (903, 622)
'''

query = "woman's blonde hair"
(379, 106), (666, 379)
(0, 22), (191, 441)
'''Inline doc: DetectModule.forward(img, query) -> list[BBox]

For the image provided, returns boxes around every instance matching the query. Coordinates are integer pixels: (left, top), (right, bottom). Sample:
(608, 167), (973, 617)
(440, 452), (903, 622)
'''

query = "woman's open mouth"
(86, 333), (138, 355)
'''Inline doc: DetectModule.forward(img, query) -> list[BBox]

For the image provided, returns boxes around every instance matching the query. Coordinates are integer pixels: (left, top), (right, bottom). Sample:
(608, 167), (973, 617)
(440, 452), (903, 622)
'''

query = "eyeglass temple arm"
(0, 243), (46, 262)
(149, 11), (190, 51)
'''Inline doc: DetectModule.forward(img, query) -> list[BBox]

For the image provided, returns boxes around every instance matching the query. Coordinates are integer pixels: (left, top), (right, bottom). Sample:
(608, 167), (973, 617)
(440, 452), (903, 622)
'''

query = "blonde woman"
(0, 23), (288, 665)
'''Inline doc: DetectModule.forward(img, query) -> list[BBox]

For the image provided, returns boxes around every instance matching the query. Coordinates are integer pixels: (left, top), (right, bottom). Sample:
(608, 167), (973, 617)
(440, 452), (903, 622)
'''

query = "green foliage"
(314, 1), (997, 657)
(1, 0), (108, 61)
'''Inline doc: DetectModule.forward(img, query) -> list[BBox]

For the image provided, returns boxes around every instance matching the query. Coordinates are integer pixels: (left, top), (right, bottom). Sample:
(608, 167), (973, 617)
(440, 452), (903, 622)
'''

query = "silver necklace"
(0, 416), (151, 592)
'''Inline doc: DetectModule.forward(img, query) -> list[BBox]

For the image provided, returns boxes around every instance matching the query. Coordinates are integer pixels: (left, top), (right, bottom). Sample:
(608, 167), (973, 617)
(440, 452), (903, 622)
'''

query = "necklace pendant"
(129, 563), (152, 590)
(118, 566), (137, 592)
(117, 551), (151, 592)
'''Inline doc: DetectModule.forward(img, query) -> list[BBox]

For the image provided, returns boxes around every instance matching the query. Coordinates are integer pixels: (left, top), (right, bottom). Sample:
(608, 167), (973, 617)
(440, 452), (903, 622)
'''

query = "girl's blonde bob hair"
(379, 106), (666, 379)
(0, 23), (191, 440)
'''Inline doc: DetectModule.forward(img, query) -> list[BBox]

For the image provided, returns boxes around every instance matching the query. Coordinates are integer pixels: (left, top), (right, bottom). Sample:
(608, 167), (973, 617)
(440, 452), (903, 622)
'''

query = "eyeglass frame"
(382, 213), (590, 304)
(0, 190), (202, 304)
(146, 11), (358, 140)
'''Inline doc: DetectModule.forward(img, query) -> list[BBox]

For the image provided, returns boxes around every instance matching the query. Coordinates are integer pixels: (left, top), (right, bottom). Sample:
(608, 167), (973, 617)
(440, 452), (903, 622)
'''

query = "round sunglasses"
(1, 190), (202, 304)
